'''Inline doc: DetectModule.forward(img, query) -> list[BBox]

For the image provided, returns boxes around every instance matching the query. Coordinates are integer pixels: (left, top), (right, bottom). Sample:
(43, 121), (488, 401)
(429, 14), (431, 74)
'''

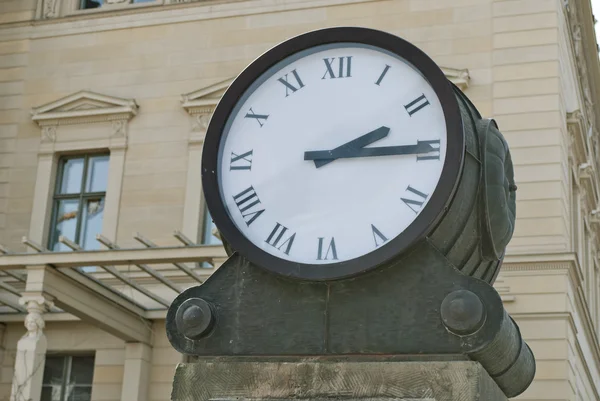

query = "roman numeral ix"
(404, 94), (430, 116)
(317, 237), (338, 260)
(245, 108), (269, 127)
(401, 186), (429, 214)
(232, 186), (265, 226)
(322, 56), (352, 79)
(230, 150), (253, 171)
(265, 222), (296, 255)
(278, 69), (305, 97)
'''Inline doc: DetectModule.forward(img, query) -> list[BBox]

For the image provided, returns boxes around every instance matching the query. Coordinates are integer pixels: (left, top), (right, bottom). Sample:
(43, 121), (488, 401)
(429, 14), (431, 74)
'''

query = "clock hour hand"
(305, 141), (435, 165)
(307, 126), (390, 168)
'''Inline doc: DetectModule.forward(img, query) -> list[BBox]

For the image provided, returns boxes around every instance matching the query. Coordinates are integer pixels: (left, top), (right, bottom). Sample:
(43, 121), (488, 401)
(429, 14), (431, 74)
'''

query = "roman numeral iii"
(230, 150), (253, 170)
(404, 94), (430, 116)
(322, 57), (352, 79)
(317, 237), (338, 260)
(265, 223), (296, 255)
(278, 69), (305, 97)
(417, 140), (441, 161)
(245, 108), (269, 127)
(232, 186), (265, 226)
(401, 186), (429, 214)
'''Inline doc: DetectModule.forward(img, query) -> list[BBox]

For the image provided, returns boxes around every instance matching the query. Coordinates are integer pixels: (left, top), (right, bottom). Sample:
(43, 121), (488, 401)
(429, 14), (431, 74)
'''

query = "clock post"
(166, 28), (535, 401)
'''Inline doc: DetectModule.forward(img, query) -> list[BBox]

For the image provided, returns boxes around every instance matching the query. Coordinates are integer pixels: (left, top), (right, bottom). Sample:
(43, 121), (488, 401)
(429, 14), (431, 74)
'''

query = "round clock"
(202, 27), (464, 280)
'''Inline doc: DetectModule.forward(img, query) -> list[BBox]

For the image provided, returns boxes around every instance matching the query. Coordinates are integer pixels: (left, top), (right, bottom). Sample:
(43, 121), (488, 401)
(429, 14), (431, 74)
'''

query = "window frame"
(48, 152), (110, 251)
(42, 354), (95, 401)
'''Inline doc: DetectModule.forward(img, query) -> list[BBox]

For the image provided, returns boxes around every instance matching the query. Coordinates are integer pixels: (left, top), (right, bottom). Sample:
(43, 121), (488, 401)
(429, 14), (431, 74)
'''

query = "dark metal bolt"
(440, 290), (485, 335)
(175, 298), (214, 340)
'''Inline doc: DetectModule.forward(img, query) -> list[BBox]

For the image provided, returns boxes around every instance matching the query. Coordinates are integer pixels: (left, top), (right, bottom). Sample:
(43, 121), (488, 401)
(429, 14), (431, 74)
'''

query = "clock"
(202, 27), (464, 280)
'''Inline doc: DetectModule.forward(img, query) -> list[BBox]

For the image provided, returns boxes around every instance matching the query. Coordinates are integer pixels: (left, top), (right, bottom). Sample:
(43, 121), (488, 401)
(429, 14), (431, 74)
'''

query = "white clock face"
(217, 43), (448, 265)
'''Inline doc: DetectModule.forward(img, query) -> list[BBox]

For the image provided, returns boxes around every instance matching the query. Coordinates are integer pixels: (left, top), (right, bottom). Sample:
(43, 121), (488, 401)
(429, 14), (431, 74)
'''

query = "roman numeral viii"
(404, 94), (430, 116)
(230, 150), (253, 171)
(265, 222), (296, 255)
(322, 57), (352, 79)
(401, 186), (429, 214)
(232, 186), (265, 226)
(317, 237), (338, 260)
(278, 69), (305, 97)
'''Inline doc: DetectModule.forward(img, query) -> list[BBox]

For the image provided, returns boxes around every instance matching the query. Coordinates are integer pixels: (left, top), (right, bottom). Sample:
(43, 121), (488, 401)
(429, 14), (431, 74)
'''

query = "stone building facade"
(0, 0), (599, 400)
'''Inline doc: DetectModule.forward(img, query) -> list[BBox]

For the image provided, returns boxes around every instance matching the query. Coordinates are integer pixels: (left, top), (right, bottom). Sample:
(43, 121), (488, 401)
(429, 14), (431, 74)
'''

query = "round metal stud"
(175, 298), (214, 340)
(440, 290), (485, 335)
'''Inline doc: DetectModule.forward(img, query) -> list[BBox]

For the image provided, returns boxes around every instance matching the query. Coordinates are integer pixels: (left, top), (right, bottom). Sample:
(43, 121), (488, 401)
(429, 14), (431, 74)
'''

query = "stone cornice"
(181, 68), (470, 117)
(31, 90), (138, 127)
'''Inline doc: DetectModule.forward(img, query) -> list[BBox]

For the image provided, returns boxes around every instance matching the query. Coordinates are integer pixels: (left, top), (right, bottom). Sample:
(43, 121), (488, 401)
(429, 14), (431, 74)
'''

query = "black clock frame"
(201, 26), (465, 281)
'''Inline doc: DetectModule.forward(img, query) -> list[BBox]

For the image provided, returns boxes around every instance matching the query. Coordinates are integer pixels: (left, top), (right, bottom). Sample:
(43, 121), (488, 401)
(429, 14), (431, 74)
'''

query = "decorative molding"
(43, 0), (59, 19)
(441, 67), (470, 90)
(181, 67), (468, 120)
(493, 276), (515, 303)
(41, 126), (57, 143)
(31, 90), (138, 127)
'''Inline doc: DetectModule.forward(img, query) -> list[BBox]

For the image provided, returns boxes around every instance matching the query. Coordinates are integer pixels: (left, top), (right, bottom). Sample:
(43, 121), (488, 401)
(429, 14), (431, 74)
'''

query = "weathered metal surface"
(171, 359), (507, 401)
(167, 238), (535, 397)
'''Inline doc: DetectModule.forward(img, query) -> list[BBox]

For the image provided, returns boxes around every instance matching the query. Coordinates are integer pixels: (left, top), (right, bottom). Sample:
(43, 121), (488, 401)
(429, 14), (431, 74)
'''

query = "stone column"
(120, 342), (152, 401)
(10, 295), (54, 401)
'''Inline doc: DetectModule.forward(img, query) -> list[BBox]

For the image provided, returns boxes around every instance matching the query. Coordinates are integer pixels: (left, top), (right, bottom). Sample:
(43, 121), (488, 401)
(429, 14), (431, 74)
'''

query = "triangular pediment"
(32, 91), (138, 125)
(181, 67), (469, 115)
(181, 78), (233, 114)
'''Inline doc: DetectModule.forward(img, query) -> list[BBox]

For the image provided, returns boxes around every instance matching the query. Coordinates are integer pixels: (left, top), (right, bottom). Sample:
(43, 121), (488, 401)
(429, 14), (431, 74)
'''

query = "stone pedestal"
(171, 359), (507, 401)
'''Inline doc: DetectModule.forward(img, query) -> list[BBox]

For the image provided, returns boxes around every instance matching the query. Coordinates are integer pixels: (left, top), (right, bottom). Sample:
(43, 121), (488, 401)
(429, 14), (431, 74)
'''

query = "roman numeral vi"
(317, 237), (338, 260)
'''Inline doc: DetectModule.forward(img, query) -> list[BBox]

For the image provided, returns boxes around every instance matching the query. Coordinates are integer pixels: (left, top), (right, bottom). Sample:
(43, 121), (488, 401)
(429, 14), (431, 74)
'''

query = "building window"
(80, 0), (156, 10)
(201, 205), (222, 246)
(49, 154), (109, 252)
(42, 355), (95, 401)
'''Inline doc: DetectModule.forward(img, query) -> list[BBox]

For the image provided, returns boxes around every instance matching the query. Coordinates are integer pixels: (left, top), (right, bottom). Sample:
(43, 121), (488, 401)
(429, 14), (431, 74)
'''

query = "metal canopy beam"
(26, 265), (152, 344)
(0, 245), (226, 269)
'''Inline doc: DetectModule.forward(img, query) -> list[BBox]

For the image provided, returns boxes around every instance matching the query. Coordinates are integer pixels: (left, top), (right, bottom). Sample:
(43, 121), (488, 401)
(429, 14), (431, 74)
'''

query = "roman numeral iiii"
(232, 186), (265, 226)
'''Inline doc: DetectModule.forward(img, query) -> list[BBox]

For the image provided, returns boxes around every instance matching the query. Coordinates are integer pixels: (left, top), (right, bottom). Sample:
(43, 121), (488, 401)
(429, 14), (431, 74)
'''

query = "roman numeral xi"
(278, 69), (305, 97)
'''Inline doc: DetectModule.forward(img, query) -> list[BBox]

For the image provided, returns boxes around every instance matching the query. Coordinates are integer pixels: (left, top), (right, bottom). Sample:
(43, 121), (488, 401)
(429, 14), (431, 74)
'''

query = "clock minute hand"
(305, 142), (435, 162)
(306, 126), (390, 168)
